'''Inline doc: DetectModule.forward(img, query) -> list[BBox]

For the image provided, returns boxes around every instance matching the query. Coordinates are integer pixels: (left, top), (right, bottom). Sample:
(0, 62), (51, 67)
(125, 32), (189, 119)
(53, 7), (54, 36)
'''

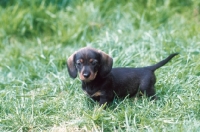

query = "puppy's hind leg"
(139, 81), (157, 100)
(147, 86), (157, 100)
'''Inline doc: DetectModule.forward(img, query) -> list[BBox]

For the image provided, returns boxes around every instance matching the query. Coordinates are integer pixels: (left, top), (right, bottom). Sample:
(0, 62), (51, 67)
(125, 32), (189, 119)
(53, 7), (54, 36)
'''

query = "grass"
(0, 0), (200, 131)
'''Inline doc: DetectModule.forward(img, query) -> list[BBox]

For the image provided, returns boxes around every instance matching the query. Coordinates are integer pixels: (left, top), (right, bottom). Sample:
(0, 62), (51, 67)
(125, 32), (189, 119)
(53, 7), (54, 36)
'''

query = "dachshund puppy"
(67, 47), (178, 105)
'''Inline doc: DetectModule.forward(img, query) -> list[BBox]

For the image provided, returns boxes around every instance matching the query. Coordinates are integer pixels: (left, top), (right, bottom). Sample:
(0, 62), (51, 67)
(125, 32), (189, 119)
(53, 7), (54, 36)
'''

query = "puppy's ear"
(67, 52), (77, 78)
(98, 50), (113, 77)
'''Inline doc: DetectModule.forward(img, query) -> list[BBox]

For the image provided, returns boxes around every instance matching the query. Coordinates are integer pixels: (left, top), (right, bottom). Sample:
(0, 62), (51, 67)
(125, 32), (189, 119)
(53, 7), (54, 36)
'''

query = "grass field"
(0, 0), (200, 131)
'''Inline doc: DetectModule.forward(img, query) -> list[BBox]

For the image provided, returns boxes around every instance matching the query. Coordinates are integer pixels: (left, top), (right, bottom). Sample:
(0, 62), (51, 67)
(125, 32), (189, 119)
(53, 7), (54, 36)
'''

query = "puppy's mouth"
(79, 72), (98, 82)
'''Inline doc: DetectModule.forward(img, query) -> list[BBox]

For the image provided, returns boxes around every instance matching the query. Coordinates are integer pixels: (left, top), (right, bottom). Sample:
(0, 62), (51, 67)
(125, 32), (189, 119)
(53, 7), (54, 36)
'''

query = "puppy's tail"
(148, 53), (179, 71)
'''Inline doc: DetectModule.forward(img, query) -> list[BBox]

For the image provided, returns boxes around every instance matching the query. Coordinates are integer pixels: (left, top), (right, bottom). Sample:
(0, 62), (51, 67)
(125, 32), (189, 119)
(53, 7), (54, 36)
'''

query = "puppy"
(67, 47), (178, 105)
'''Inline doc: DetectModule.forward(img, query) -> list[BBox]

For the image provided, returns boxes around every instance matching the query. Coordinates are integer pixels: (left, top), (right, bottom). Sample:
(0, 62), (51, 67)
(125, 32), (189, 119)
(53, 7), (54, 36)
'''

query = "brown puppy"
(67, 47), (178, 105)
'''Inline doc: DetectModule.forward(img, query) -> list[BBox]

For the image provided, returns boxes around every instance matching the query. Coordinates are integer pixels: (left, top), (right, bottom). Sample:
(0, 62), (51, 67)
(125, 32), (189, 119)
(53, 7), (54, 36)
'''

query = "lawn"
(0, 0), (200, 131)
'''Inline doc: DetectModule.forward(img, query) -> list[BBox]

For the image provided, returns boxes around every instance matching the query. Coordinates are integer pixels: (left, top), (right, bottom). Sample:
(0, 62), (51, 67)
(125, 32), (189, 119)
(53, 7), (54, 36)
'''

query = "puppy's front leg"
(99, 97), (108, 106)
(99, 92), (114, 106)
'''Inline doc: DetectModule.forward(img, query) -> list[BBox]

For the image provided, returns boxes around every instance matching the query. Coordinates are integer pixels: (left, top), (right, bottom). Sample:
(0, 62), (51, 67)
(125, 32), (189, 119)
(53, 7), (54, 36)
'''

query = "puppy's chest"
(82, 85), (102, 97)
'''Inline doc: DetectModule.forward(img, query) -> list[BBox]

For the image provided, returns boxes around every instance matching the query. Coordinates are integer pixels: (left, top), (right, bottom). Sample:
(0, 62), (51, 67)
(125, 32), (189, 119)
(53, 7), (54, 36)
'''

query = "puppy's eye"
(76, 60), (82, 66)
(92, 60), (98, 66)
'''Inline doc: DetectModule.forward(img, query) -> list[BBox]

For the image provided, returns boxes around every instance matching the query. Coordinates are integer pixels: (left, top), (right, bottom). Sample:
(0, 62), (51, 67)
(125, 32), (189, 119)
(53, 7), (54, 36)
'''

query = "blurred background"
(0, 0), (199, 45)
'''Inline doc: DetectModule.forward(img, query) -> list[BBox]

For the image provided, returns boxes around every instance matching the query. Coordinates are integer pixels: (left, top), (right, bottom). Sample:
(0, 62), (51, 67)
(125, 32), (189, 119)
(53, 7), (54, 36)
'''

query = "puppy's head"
(67, 47), (113, 82)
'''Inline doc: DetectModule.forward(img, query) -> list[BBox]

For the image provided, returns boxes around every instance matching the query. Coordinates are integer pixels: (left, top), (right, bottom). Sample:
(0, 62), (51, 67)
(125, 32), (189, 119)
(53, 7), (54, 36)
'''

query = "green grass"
(0, 0), (200, 131)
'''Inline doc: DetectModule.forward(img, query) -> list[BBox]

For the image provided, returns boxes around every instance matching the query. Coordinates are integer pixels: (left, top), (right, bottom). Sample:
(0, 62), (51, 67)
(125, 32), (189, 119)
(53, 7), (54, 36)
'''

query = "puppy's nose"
(83, 72), (90, 78)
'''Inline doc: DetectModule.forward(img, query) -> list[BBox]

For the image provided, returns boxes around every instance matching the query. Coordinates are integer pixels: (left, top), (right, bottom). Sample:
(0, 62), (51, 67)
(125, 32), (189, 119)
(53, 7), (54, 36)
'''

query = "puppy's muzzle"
(83, 72), (91, 78)
(79, 69), (97, 82)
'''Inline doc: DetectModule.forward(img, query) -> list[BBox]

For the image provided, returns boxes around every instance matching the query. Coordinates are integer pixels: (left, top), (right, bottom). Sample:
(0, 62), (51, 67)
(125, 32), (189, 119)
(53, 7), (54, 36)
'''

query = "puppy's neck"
(82, 80), (92, 85)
